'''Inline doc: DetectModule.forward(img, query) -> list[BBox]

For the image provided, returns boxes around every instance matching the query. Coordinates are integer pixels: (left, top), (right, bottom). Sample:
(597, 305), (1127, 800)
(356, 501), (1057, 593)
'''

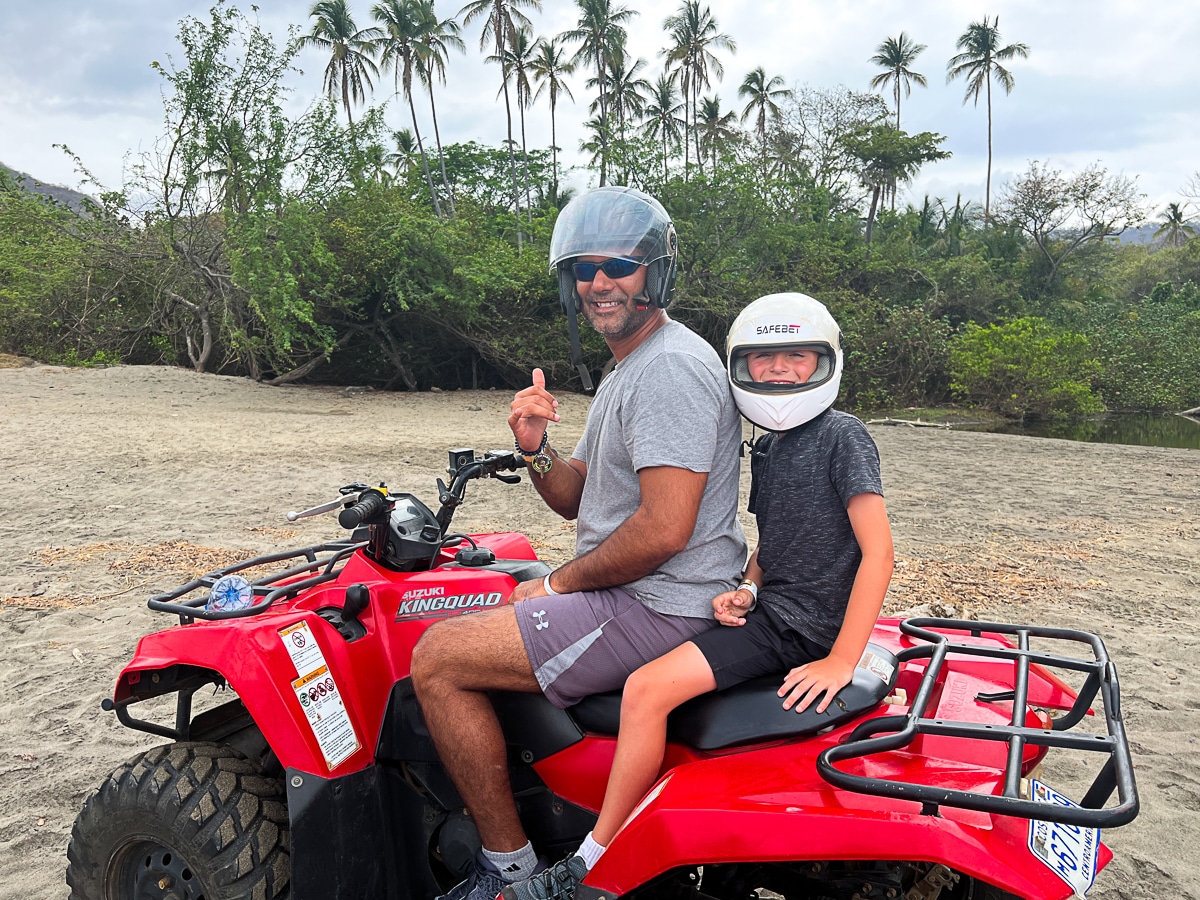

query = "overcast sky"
(3, 0), (1198, 217)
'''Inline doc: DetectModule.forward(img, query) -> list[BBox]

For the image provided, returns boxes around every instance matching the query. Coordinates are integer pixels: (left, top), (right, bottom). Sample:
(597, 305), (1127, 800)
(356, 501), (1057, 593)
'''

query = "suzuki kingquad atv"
(67, 448), (1139, 900)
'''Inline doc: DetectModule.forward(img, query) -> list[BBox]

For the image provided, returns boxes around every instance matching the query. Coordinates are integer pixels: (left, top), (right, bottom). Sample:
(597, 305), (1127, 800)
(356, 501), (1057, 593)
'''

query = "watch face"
(531, 452), (553, 475)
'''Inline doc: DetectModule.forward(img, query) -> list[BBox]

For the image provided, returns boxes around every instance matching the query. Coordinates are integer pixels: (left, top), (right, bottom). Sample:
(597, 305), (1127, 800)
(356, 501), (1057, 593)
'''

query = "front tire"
(67, 742), (290, 900)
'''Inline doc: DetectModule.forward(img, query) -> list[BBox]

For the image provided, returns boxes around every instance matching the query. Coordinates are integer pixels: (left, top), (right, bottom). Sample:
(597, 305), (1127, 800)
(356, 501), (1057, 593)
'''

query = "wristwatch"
(516, 431), (554, 475)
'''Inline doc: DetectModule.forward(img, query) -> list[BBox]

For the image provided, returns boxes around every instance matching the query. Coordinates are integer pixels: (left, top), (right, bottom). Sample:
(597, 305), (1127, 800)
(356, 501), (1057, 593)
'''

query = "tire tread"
(67, 741), (290, 900)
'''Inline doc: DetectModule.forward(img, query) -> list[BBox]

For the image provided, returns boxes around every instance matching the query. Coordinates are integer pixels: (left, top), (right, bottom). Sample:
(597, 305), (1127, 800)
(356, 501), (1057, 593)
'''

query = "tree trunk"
(263, 331), (355, 386)
(985, 75), (993, 225)
(408, 89), (442, 218)
(500, 78), (523, 251)
(550, 97), (559, 199)
(864, 184), (881, 260)
(519, 101), (533, 222)
(596, 48), (608, 187)
(428, 88), (455, 216)
(168, 290), (213, 374)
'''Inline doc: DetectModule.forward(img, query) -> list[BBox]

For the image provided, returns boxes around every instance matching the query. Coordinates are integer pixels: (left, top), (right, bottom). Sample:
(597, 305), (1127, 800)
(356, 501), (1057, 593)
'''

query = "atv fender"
(585, 752), (1109, 900)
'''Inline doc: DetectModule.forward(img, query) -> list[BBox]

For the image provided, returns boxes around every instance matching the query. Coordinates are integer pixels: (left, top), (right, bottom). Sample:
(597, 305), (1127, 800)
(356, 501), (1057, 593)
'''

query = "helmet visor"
(730, 343), (836, 394)
(550, 188), (675, 270)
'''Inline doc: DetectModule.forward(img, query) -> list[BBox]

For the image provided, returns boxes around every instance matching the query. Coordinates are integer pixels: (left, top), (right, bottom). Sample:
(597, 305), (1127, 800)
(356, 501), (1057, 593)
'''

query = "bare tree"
(997, 161), (1148, 290)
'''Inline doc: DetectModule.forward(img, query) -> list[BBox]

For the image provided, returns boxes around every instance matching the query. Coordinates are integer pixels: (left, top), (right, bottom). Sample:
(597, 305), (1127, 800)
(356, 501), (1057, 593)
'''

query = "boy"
(502, 292), (894, 900)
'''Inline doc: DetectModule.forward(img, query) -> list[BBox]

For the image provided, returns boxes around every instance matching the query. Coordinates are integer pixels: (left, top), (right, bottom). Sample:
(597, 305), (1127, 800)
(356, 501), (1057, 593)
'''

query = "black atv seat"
(567, 643), (899, 751)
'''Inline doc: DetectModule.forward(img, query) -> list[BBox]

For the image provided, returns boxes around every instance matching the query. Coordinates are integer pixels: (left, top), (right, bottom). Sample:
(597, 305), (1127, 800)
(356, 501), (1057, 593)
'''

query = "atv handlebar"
(435, 450), (526, 534)
(146, 449), (528, 623)
(338, 488), (389, 530)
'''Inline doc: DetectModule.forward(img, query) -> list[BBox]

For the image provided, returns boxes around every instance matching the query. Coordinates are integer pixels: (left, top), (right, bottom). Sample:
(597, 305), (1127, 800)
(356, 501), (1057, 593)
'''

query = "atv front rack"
(147, 541), (365, 624)
(816, 617), (1139, 828)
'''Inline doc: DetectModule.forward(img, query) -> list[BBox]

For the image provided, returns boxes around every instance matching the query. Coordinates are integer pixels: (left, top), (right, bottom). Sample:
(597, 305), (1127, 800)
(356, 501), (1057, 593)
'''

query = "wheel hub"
(110, 840), (205, 900)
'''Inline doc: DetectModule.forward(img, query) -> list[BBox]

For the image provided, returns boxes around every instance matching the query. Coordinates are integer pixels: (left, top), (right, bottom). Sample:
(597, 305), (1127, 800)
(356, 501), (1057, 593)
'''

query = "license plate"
(1027, 778), (1100, 897)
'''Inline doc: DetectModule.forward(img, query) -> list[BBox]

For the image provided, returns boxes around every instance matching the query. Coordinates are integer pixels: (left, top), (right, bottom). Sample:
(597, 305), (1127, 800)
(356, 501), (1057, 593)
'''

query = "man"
(410, 186), (746, 900)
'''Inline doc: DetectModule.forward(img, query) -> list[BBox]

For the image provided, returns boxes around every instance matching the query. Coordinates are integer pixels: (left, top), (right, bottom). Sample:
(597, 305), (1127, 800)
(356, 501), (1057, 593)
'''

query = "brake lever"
(286, 497), (347, 522)
(493, 473), (522, 485)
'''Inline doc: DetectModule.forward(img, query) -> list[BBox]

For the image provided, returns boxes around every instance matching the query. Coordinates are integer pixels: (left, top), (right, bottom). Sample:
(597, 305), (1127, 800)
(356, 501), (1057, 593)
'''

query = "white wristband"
(544, 573), (560, 595)
(737, 580), (758, 601)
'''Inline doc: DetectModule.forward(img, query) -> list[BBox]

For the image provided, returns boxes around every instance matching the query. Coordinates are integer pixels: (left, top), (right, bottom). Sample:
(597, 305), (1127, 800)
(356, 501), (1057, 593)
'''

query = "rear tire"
(67, 741), (290, 900)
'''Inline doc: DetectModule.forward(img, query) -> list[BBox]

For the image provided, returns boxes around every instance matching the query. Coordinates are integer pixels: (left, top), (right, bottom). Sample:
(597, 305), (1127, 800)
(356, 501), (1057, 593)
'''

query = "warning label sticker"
(280, 621), (326, 678)
(857, 649), (896, 684)
(279, 621), (360, 770)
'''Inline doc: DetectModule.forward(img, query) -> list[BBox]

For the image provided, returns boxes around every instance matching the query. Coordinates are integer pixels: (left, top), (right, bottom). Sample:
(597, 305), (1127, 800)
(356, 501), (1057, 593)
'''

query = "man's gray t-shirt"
(572, 320), (747, 618)
(750, 409), (883, 648)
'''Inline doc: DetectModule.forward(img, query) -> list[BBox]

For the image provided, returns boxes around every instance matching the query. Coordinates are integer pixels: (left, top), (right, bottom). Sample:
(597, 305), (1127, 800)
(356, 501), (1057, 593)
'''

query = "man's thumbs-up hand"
(508, 367), (560, 452)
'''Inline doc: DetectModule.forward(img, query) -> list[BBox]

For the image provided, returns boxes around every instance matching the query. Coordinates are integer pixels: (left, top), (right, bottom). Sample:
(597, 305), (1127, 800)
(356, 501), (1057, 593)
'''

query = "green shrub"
(827, 293), (954, 411)
(949, 317), (1104, 420)
(1086, 282), (1200, 410)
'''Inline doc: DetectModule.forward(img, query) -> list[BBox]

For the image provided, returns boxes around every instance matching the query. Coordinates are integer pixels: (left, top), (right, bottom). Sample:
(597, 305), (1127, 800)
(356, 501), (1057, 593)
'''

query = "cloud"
(2, 0), (1197, 208)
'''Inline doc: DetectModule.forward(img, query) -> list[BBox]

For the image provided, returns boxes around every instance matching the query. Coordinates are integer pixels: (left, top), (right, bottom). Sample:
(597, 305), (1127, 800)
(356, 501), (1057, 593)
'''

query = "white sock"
(576, 832), (607, 870)
(483, 842), (541, 883)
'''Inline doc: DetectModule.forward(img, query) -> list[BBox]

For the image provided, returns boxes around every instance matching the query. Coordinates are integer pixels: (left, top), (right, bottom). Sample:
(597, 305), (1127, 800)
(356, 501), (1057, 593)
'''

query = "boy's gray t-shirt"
(572, 320), (747, 618)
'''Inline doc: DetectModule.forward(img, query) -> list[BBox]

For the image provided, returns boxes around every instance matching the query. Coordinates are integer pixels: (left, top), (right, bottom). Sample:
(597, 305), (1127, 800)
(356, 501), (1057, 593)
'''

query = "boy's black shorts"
(690, 601), (832, 691)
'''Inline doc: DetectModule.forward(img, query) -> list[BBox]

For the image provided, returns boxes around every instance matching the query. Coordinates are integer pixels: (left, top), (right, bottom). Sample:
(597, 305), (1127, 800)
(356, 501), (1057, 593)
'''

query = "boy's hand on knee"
(712, 589), (753, 626)
(778, 656), (855, 714)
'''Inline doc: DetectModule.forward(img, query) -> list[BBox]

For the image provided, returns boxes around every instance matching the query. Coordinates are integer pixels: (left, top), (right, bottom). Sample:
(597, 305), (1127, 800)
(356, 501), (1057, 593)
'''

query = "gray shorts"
(514, 587), (715, 708)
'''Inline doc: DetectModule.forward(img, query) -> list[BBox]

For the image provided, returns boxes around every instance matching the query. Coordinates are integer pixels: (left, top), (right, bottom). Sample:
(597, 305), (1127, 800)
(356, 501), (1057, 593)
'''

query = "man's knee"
(410, 620), (456, 696)
(411, 607), (533, 697)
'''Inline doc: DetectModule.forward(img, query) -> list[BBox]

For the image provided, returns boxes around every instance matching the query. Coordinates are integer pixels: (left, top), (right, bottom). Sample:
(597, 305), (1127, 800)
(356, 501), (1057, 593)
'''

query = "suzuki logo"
(533, 609), (549, 630)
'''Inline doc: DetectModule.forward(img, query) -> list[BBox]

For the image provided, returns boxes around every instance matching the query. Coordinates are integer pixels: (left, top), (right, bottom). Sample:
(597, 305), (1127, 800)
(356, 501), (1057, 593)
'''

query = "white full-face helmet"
(726, 292), (844, 431)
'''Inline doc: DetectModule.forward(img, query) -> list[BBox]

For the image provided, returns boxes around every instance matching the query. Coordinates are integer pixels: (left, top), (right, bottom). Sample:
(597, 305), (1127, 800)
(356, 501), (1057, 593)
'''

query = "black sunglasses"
(571, 258), (642, 282)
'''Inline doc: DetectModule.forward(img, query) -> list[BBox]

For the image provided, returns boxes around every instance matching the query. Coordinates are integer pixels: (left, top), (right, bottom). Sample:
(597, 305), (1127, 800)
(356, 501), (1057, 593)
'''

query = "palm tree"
(662, 1), (735, 174)
(491, 24), (536, 216)
(562, 0), (637, 186)
(372, 0), (441, 215)
(947, 16), (1029, 224)
(738, 66), (792, 168)
(459, 0), (541, 246)
(415, 1), (464, 213)
(870, 33), (927, 131)
(1153, 202), (1196, 248)
(589, 51), (650, 145)
(529, 36), (575, 197)
(388, 127), (419, 174)
(300, 0), (381, 126)
(593, 51), (651, 183)
(696, 94), (736, 172)
(641, 73), (684, 181)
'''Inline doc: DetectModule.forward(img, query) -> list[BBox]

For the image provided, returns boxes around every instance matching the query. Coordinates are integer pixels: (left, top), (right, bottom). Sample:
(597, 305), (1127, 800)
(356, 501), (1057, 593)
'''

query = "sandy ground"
(0, 363), (1197, 900)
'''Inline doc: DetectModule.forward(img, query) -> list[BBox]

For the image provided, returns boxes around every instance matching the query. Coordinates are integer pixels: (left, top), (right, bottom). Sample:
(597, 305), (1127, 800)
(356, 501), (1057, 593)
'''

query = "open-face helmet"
(549, 186), (678, 312)
(726, 292), (844, 431)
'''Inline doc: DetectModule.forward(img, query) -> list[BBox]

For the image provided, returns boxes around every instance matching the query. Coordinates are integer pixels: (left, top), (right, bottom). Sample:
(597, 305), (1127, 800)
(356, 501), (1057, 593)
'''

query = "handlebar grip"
(338, 490), (389, 529)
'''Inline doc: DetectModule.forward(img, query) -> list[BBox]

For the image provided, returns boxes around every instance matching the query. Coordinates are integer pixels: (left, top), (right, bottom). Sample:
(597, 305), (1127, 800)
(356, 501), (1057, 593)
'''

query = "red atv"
(67, 448), (1138, 900)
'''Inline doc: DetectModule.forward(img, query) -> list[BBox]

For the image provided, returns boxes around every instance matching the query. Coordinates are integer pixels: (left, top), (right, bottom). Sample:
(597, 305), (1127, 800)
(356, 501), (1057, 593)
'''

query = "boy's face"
(746, 348), (822, 384)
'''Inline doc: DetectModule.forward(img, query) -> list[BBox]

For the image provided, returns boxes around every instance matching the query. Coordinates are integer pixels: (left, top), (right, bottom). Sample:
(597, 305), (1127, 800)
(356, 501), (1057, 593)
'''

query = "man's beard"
(581, 288), (655, 339)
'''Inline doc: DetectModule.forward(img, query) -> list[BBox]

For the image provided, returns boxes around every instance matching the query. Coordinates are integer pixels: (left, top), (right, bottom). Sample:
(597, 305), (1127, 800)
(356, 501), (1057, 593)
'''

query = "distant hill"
(1114, 223), (1160, 245)
(1, 161), (93, 213)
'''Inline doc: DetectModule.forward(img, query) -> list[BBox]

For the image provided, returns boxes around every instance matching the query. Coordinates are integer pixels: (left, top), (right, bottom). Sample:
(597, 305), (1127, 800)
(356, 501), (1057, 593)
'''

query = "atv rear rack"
(147, 540), (365, 624)
(816, 617), (1139, 828)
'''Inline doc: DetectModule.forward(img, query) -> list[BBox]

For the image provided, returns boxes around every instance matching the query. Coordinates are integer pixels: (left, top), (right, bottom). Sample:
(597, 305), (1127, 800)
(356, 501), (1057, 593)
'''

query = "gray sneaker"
(437, 850), (507, 900)
(499, 854), (588, 900)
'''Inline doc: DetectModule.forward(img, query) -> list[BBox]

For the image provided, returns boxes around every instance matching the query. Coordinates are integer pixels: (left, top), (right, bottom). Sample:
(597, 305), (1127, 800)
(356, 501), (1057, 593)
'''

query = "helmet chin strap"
(567, 298), (594, 391)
